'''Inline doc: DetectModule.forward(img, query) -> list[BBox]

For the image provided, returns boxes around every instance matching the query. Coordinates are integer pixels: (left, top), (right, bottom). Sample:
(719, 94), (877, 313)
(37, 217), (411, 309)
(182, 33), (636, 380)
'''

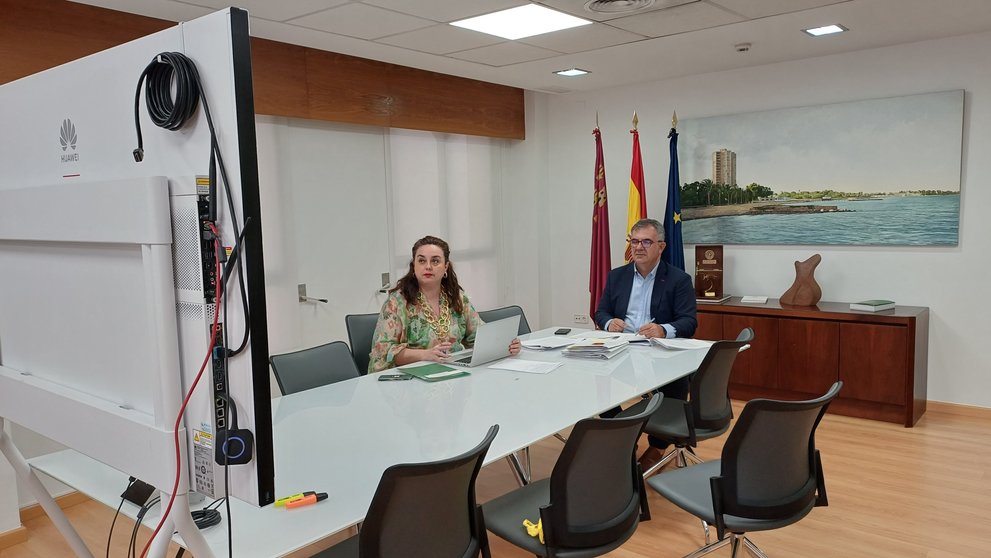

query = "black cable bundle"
(132, 51), (251, 355)
(132, 52), (201, 163)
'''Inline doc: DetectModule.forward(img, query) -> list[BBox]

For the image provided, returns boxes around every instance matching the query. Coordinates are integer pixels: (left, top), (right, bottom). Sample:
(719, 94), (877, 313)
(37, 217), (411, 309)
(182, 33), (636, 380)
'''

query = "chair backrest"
(477, 305), (531, 336)
(359, 425), (499, 558)
(269, 340), (360, 395)
(711, 381), (842, 539)
(689, 327), (755, 432)
(541, 394), (661, 550)
(345, 312), (379, 375)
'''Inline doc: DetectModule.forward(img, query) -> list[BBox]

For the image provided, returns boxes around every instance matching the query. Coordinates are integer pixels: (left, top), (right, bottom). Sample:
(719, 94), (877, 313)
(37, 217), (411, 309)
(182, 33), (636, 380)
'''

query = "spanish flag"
(625, 119), (647, 262)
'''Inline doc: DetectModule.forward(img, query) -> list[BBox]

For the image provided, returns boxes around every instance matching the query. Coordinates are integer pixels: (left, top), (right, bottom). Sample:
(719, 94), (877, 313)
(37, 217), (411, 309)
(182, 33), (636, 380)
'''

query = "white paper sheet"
(488, 360), (563, 374)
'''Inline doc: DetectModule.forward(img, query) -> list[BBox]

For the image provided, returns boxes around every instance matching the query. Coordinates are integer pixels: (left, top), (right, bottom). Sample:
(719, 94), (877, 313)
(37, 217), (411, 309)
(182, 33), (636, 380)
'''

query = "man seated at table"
(594, 218), (697, 470)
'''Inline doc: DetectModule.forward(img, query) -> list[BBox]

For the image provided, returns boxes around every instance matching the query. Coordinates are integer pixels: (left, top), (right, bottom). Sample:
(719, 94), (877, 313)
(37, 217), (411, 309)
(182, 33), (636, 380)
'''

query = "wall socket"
(573, 314), (589, 324)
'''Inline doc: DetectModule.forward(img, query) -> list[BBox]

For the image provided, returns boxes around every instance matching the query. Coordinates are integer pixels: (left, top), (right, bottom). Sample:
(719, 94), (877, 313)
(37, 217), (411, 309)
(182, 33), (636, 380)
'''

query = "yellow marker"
(274, 491), (313, 507)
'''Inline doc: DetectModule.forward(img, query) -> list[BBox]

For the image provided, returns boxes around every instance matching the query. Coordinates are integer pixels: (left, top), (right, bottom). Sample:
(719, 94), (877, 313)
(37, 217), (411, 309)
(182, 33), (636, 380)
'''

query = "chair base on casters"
(643, 445), (704, 478)
(685, 533), (768, 558)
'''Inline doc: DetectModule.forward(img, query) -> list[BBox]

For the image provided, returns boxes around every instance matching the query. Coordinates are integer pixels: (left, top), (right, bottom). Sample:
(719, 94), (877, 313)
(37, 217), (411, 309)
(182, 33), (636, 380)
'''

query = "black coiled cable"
(132, 52), (201, 162)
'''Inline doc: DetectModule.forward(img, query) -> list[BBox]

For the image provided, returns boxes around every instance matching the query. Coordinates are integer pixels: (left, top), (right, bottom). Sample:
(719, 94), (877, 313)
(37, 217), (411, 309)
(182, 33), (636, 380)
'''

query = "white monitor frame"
(0, 6), (273, 537)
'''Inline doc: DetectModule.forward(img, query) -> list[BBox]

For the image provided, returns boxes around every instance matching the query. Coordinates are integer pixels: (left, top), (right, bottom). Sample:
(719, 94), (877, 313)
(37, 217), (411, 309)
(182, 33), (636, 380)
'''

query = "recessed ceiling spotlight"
(803, 24), (848, 37)
(734, 42), (751, 52)
(451, 5), (592, 41)
(555, 68), (590, 77)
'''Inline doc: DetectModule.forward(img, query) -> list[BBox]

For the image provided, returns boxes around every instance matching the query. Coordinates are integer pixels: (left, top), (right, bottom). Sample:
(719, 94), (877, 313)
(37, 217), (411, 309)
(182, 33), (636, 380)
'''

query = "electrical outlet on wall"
(573, 314), (589, 324)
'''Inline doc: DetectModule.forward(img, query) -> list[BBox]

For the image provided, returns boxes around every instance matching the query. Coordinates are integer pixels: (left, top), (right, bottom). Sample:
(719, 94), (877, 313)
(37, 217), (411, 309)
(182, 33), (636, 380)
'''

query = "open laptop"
(447, 315), (521, 368)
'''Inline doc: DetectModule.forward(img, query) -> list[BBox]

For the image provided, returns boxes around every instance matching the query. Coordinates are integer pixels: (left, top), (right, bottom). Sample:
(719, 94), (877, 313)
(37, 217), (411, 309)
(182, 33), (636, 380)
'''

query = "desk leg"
(506, 447), (531, 486)
(0, 417), (94, 558)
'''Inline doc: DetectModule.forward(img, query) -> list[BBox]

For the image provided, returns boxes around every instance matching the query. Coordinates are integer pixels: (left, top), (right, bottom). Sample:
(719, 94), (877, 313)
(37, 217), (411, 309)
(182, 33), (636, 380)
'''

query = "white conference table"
(28, 327), (709, 557)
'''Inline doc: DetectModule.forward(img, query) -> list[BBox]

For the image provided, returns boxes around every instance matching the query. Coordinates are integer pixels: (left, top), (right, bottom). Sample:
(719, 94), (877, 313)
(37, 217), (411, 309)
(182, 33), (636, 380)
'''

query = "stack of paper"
(521, 336), (577, 350)
(563, 338), (630, 360)
(581, 331), (649, 344)
(650, 338), (714, 351)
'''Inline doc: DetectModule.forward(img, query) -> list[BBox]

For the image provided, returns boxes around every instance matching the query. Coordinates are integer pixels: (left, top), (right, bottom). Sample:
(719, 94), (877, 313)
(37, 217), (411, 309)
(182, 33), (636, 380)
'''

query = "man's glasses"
(628, 238), (656, 248)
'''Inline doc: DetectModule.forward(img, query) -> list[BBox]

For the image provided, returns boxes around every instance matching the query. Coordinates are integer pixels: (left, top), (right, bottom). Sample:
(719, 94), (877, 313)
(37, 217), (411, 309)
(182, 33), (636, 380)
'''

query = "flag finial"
(596, 111), (599, 129)
(671, 111), (678, 129)
(632, 111), (639, 131)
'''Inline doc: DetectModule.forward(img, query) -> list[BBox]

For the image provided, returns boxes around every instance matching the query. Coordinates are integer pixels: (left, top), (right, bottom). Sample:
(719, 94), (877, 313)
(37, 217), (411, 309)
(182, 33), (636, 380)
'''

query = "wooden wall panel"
(304, 49), (392, 128)
(250, 38), (310, 120)
(389, 64), (525, 139)
(1, 1), (526, 140)
(0, 0), (169, 85)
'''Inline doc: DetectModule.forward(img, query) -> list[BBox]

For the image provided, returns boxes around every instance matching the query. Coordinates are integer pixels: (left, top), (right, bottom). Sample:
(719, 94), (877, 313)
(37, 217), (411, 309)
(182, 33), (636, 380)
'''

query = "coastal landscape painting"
(678, 90), (963, 246)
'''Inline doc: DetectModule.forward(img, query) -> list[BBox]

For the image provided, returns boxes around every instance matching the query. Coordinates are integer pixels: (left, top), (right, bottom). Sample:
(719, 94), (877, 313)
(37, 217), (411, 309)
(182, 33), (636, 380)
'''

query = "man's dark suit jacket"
(594, 261), (698, 337)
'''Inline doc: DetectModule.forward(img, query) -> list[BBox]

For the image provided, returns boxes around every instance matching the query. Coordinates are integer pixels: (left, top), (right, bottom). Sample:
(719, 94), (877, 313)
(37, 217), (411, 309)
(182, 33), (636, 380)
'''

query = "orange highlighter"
(285, 492), (328, 509)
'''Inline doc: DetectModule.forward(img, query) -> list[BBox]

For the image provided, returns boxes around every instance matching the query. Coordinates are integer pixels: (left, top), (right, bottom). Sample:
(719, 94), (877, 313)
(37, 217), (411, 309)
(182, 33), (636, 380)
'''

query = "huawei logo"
(59, 119), (77, 151)
(60, 118), (80, 163)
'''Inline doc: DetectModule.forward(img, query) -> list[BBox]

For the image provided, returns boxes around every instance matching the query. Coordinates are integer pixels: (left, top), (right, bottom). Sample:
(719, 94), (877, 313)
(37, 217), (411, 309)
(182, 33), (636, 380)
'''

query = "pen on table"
(275, 491), (315, 507)
(285, 492), (328, 509)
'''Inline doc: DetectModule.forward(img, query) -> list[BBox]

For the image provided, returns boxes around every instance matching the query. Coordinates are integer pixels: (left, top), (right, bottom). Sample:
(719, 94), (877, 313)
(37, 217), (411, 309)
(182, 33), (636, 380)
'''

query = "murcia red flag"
(590, 127), (611, 320)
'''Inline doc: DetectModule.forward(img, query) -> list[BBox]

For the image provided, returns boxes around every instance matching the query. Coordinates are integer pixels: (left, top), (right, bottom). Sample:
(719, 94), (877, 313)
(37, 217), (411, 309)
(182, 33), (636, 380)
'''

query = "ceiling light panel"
(803, 24), (848, 36)
(450, 4), (592, 40)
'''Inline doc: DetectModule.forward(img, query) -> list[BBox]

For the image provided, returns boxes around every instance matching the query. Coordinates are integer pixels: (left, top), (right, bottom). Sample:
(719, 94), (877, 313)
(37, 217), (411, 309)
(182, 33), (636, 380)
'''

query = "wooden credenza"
(696, 298), (929, 426)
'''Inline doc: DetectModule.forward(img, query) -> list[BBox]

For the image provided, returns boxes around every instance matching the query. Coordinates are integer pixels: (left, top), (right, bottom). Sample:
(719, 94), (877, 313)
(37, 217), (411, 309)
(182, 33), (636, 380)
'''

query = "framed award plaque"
(695, 245), (725, 300)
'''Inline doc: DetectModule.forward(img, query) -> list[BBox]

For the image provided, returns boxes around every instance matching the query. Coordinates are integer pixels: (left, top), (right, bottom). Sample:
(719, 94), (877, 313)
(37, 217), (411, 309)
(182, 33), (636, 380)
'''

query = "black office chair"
(624, 327), (754, 477)
(648, 382), (842, 558)
(314, 425), (499, 558)
(482, 394), (661, 558)
(345, 312), (379, 375)
(269, 340), (360, 395)
(478, 305), (531, 336)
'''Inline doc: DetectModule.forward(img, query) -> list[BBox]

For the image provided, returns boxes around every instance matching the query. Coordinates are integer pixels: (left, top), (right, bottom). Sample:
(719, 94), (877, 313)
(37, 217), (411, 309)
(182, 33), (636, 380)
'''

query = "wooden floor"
(4, 401), (990, 557)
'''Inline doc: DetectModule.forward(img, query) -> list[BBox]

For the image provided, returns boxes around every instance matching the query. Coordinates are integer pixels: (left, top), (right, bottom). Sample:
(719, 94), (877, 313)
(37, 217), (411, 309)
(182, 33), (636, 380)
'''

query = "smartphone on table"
(377, 373), (412, 381)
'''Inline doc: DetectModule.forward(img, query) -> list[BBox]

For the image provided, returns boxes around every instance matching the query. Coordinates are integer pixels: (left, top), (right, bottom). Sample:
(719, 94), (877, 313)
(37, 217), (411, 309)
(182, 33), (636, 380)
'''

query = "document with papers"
(650, 338), (714, 351)
(563, 338), (630, 360)
(488, 360), (563, 374)
(580, 331), (649, 343)
(521, 336), (577, 350)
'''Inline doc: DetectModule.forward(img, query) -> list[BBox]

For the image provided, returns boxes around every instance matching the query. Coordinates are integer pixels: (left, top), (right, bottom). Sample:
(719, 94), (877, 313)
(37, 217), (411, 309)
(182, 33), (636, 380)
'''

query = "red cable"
(140, 228), (223, 558)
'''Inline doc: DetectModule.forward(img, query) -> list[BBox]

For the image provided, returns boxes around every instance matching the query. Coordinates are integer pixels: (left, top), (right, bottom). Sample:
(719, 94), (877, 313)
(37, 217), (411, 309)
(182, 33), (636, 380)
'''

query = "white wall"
(532, 31), (991, 408)
(257, 117), (520, 368)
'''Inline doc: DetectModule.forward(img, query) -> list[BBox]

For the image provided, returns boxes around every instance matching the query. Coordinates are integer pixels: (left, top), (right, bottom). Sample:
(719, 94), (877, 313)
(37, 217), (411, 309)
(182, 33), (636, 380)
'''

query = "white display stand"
(0, 8), (272, 558)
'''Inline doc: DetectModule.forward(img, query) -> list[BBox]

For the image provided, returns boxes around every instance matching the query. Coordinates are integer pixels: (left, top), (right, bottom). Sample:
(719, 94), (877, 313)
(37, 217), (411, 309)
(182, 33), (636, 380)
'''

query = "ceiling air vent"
(584, 0), (656, 14)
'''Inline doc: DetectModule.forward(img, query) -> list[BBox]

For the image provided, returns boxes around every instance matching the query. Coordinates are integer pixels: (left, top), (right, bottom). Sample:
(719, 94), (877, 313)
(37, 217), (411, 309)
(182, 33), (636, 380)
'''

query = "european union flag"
(662, 126), (685, 270)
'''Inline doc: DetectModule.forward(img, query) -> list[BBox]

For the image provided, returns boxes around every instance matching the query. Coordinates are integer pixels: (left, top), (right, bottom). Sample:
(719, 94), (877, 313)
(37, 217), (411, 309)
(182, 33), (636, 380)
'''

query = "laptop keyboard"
(453, 356), (472, 364)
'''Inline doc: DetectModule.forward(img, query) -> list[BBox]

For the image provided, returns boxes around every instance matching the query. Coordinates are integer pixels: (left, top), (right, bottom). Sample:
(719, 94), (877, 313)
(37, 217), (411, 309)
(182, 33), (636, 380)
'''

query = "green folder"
(400, 363), (470, 382)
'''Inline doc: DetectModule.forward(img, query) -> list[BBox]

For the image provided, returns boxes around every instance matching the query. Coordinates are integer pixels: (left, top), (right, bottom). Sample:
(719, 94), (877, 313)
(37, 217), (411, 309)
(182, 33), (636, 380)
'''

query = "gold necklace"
(418, 292), (451, 338)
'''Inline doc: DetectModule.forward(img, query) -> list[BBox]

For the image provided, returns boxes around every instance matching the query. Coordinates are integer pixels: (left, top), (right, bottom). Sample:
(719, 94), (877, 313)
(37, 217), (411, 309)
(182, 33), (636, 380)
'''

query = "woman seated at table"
(369, 235), (520, 372)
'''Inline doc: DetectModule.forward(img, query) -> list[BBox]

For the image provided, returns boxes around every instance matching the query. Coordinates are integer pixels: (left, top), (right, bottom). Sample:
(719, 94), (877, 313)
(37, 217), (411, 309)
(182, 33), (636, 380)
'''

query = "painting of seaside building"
(678, 90), (963, 246)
